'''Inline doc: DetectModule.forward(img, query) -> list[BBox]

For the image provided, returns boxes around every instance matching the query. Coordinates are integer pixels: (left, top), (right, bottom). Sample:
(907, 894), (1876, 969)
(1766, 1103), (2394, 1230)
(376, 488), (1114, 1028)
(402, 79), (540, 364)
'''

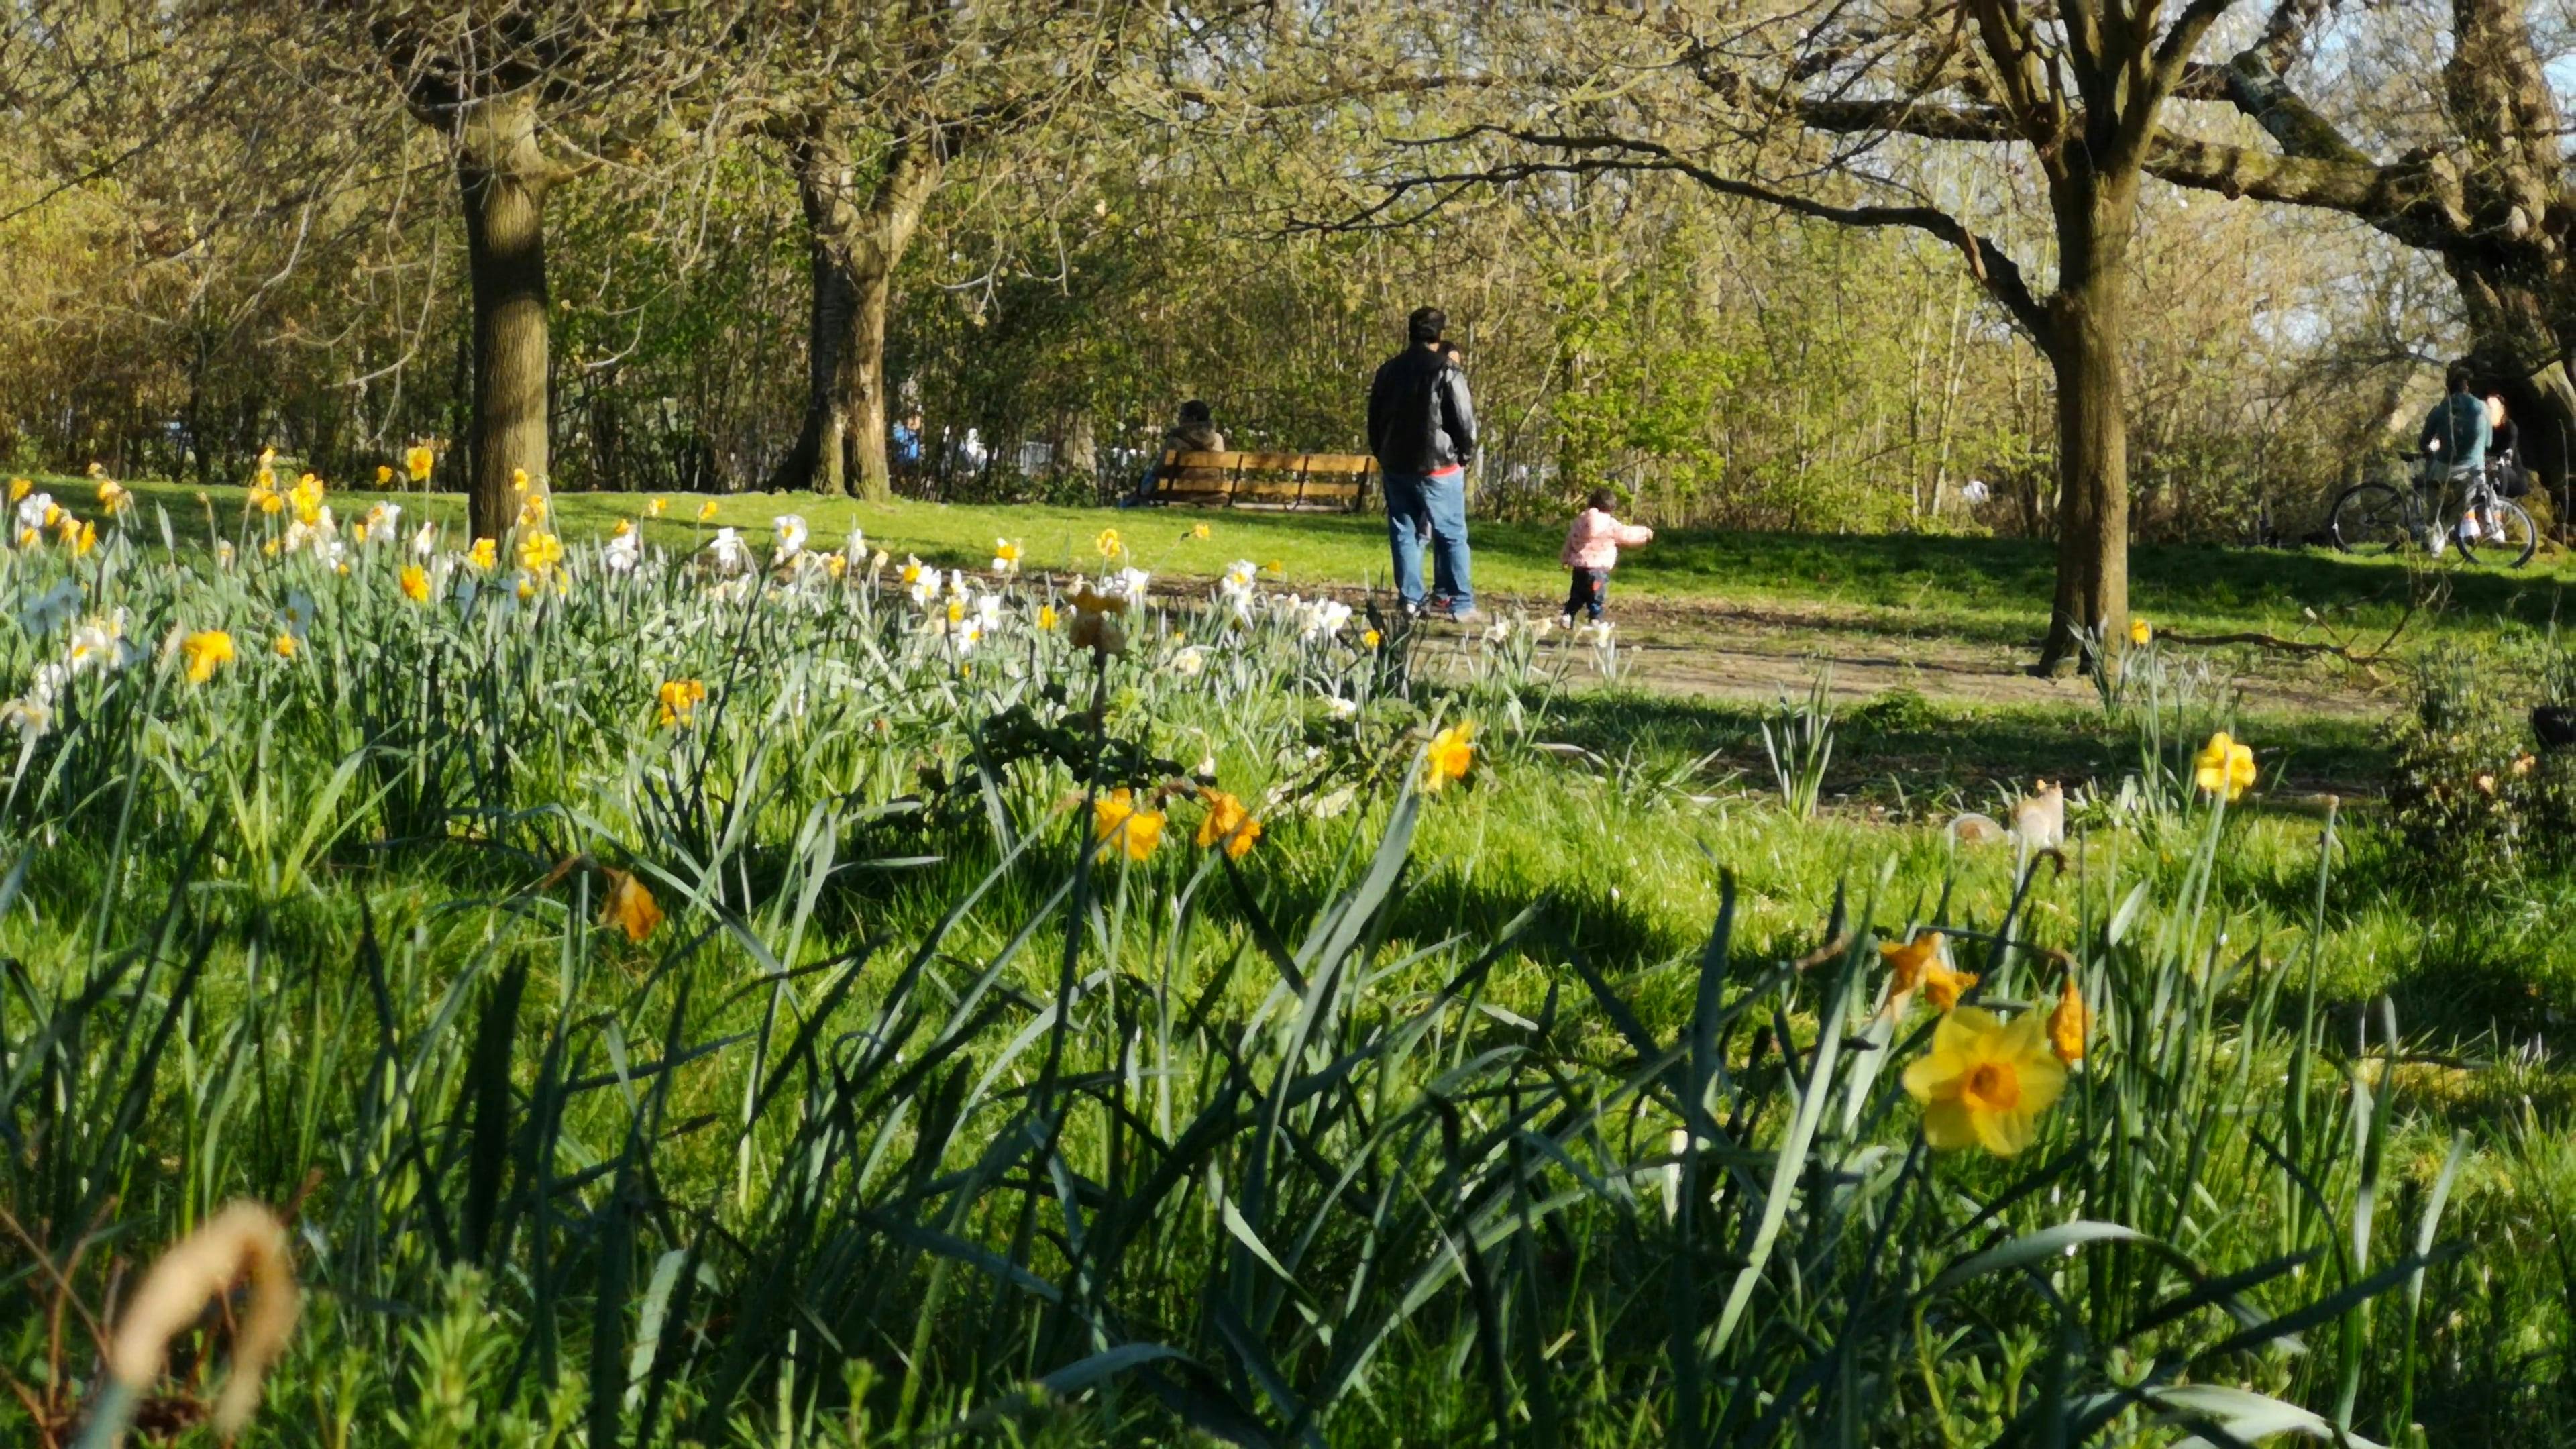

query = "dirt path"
(1419, 592), (2401, 721)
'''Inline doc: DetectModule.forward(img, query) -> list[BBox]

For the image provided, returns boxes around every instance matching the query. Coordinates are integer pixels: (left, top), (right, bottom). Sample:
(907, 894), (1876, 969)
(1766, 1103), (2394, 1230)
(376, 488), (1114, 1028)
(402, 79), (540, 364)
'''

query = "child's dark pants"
(1564, 568), (1607, 621)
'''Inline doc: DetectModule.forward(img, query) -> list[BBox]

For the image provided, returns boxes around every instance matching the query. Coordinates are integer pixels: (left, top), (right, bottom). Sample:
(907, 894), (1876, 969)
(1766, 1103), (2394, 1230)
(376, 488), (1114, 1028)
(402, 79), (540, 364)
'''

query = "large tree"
(1329, 0), (2268, 667)
(754, 0), (1142, 500)
(359, 1), (720, 537)
(2125, 0), (2576, 508)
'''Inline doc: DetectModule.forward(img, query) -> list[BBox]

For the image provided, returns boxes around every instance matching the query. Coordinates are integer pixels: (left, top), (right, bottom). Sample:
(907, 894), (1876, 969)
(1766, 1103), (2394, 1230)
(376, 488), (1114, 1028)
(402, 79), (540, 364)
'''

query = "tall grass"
(0, 494), (2563, 1445)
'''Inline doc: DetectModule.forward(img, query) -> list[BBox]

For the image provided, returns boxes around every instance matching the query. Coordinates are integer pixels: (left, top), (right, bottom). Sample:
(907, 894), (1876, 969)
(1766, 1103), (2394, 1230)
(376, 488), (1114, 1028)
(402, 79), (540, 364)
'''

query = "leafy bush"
(2384, 643), (2540, 881)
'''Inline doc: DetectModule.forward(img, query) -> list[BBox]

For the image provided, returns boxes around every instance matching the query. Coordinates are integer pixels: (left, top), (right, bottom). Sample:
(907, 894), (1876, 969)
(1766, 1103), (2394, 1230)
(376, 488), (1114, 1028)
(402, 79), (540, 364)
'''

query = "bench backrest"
(1154, 450), (1375, 511)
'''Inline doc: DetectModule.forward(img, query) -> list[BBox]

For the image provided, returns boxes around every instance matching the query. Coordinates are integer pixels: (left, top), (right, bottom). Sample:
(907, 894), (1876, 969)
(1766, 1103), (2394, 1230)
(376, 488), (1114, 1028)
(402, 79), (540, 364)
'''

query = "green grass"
(5, 482), (2575, 1445)
(77, 474), (2576, 652)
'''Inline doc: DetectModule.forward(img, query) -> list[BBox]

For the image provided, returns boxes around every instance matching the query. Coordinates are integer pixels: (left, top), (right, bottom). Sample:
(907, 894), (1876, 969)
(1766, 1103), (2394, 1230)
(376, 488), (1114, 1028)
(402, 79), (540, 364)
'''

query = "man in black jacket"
(1368, 307), (1479, 620)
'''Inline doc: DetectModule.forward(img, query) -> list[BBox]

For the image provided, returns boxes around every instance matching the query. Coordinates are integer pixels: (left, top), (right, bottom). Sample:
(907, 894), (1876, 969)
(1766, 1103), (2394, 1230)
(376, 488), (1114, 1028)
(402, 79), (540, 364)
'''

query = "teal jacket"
(2420, 390), (2491, 470)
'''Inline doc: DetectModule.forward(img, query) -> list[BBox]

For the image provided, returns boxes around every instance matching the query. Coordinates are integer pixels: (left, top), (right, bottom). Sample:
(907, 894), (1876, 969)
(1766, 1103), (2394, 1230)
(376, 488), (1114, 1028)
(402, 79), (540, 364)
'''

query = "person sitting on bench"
(1128, 400), (1226, 504)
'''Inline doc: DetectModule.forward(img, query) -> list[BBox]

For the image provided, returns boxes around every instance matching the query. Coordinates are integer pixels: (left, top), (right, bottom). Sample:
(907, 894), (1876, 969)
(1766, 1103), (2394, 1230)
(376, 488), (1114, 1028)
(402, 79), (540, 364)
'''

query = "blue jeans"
(1383, 470), (1472, 610)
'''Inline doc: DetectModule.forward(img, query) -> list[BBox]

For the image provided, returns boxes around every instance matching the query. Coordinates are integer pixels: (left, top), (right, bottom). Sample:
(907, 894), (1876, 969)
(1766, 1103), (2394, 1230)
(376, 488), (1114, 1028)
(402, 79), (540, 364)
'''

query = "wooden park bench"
(1150, 450), (1377, 512)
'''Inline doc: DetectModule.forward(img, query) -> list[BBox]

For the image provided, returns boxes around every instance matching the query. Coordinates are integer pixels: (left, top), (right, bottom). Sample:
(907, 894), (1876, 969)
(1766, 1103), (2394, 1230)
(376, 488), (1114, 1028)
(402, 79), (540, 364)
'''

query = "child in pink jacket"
(1560, 488), (1654, 625)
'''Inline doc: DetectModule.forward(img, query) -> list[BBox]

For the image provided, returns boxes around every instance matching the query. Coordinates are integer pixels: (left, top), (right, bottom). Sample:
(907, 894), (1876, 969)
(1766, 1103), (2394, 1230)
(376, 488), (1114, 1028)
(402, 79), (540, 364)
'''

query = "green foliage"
(0, 500), (2569, 1447)
(2384, 642), (2538, 882)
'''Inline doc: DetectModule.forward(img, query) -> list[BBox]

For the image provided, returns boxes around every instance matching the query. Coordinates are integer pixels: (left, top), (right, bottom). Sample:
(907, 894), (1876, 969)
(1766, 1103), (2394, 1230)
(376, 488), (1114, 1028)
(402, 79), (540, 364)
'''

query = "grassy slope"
(89, 476), (2575, 649)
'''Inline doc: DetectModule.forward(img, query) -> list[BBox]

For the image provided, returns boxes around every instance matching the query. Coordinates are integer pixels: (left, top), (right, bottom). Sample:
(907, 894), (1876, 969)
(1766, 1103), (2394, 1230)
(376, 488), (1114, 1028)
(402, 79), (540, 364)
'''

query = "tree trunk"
(768, 127), (859, 496)
(840, 141), (939, 504)
(773, 123), (942, 502)
(2037, 174), (2137, 673)
(843, 251), (901, 502)
(2448, 264), (2576, 526)
(457, 93), (553, 541)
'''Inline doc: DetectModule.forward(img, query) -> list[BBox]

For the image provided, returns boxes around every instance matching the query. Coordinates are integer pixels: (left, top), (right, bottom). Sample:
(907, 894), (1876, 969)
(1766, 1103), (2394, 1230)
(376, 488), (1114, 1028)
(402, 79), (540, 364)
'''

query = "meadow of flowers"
(0, 468), (2561, 1446)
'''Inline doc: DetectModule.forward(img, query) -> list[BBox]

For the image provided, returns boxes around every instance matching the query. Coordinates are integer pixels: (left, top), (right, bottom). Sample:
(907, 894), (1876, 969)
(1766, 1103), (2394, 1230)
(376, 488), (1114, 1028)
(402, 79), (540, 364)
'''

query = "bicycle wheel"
(2458, 501), (2539, 567)
(2330, 482), (2412, 554)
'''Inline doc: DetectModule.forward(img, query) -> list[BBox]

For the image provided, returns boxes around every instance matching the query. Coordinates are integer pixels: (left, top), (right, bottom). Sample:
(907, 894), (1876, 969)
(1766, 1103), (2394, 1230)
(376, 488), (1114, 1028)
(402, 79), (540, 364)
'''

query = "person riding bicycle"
(2420, 364), (2493, 545)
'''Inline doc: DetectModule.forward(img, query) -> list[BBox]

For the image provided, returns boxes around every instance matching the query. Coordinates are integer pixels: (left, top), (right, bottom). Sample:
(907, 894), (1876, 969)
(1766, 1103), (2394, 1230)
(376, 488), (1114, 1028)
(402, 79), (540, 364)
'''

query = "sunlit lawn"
(87, 476), (2575, 652)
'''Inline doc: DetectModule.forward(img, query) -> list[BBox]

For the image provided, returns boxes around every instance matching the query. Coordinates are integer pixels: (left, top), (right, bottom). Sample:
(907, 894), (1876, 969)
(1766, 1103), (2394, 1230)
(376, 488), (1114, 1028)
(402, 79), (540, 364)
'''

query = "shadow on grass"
(1519, 686), (2391, 803)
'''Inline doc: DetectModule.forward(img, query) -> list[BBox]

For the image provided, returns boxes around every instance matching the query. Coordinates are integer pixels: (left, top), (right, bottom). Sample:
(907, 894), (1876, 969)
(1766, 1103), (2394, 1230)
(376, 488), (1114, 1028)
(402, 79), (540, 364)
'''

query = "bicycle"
(2328, 454), (2538, 567)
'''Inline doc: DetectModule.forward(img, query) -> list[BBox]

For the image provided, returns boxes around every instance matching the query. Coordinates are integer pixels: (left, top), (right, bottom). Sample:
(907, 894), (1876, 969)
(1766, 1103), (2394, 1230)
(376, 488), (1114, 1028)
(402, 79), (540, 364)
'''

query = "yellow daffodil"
(512, 467), (530, 493)
(180, 630), (235, 684)
(1038, 603), (1059, 631)
(697, 500), (719, 522)
(400, 564), (431, 604)
(69, 519), (96, 557)
(273, 633), (298, 659)
(1093, 788), (1165, 861)
(376, 465), (394, 485)
(612, 519), (633, 538)
(1880, 932), (1943, 995)
(1361, 628), (1381, 649)
(2194, 731), (2257, 802)
(657, 678), (706, 728)
(15, 527), (35, 550)
(825, 553), (847, 579)
(2129, 618), (2153, 646)
(646, 497), (667, 518)
(519, 494), (547, 527)
(517, 531), (564, 573)
(1259, 560), (1284, 576)
(96, 479), (132, 515)
(467, 537), (498, 572)
(1191, 522), (1211, 540)
(2049, 973), (2089, 1065)
(1196, 788), (1262, 860)
(1902, 1008), (2067, 1157)
(1922, 960), (1979, 1012)
(6, 478), (28, 502)
(1423, 721), (1477, 792)
(405, 444), (434, 482)
(601, 869), (664, 943)
(1095, 527), (1123, 559)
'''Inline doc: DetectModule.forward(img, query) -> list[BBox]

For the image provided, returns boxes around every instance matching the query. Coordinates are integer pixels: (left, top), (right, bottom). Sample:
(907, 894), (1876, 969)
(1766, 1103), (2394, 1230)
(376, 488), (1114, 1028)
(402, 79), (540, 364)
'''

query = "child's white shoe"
(1557, 613), (1574, 631)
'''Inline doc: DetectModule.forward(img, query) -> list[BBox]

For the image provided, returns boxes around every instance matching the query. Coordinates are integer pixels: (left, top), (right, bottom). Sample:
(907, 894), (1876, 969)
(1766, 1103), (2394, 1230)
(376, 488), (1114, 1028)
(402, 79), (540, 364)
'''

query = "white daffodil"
(2, 694), (53, 747)
(1301, 598), (1352, 640)
(1220, 559), (1257, 597)
(773, 513), (809, 559)
(604, 528), (643, 573)
(909, 565), (944, 608)
(410, 521), (439, 557)
(366, 502), (402, 537)
(992, 538), (1022, 574)
(214, 539), (237, 570)
(975, 593), (1004, 629)
(706, 527), (752, 573)
(1113, 566), (1152, 609)
(1173, 645), (1206, 678)
(1323, 694), (1358, 721)
(1485, 618), (1511, 644)
(65, 615), (126, 675)
(15, 493), (55, 535)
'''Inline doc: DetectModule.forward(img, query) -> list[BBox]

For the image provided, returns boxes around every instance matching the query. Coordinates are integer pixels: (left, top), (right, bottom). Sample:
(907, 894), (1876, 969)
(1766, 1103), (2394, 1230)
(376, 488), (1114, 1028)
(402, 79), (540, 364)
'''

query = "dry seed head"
(107, 1201), (301, 1437)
